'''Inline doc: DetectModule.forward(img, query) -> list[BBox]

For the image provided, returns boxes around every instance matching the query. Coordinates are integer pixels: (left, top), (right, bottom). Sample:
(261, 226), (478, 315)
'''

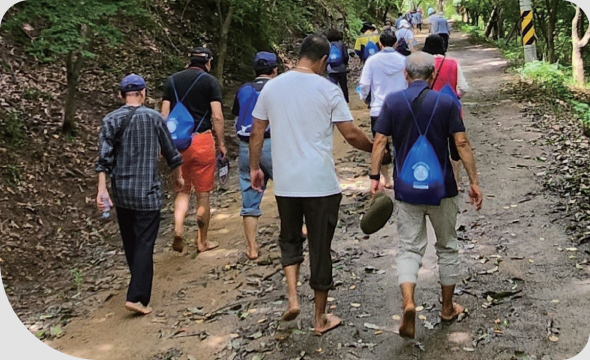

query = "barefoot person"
(232, 52), (279, 260)
(249, 34), (373, 335)
(359, 30), (407, 188)
(422, 34), (469, 191)
(161, 47), (227, 254)
(370, 52), (483, 338)
(96, 74), (184, 315)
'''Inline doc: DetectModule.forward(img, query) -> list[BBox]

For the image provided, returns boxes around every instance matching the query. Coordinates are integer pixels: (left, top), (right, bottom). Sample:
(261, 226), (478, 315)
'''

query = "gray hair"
(405, 52), (435, 80)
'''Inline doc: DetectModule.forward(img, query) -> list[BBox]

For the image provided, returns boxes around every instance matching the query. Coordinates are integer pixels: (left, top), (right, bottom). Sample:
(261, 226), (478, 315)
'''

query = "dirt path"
(48, 34), (590, 360)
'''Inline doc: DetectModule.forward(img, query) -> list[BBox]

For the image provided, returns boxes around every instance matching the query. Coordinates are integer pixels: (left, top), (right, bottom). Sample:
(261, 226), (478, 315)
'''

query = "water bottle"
(101, 194), (111, 218)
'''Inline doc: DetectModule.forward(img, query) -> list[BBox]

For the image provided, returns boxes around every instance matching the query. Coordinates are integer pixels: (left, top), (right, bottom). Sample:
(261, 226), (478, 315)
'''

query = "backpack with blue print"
(166, 72), (208, 150)
(363, 39), (379, 61)
(234, 79), (268, 139)
(396, 90), (447, 205)
(328, 42), (344, 67)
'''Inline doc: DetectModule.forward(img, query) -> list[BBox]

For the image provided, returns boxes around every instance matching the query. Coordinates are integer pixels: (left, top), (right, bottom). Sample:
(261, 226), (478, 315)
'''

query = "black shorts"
(275, 194), (342, 291)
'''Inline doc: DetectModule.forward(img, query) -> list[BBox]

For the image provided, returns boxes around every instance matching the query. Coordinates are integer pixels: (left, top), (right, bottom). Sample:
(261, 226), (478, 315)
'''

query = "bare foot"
(281, 307), (301, 321)
(313, 314), (342, 336)
(197, 241), (219, 253)
(399, 305), (416, 339)
(125, 302), (152, 315)
(440, 303), (464, 322)
(246, 244), (258, 260)
(172, 235), (184, 253)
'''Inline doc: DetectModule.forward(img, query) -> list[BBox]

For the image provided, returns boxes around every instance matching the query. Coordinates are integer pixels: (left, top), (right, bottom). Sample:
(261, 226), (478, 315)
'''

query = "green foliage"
(571, 100), (590, 128)
(6, 0), (146, 62)
(22, 88), (52, 101)
(519, 61), (572, 99)
(2, 164), (21, 187)
(2, 110), (27, 146)
(70, 268), (83, 293)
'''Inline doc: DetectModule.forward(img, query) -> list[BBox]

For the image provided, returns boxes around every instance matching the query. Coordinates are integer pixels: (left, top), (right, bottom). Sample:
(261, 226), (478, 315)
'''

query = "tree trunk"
(63, 50), (84, 134)
(484, 7), (498, 38)
(497, 8), (504, 39)
(572, 6), (590, 87)
(437, 0), (443, 13)
(544, 0), (559, 63)
(214, 0), (235, 85)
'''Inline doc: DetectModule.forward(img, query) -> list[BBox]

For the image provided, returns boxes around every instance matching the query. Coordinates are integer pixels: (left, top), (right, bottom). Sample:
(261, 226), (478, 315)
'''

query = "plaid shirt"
(95, 105), (182, 211)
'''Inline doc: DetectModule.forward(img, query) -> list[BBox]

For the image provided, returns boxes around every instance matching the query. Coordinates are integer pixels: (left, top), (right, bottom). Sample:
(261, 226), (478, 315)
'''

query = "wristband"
(369, 174), (380, 181)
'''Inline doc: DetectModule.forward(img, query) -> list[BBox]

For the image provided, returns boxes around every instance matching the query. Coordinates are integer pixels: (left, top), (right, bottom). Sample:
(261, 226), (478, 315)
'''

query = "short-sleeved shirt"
(162, 68), (222, 133)
(252, 71), (352, 197)
(374, 80), (465, 203)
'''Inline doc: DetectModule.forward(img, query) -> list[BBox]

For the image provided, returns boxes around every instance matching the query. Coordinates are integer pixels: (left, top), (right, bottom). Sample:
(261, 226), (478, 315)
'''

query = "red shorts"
(180, 131), (216, 193)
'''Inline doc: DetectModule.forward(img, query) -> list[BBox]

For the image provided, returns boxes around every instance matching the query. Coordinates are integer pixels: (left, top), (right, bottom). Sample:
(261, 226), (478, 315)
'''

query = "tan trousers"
(395, 196), (461, 286)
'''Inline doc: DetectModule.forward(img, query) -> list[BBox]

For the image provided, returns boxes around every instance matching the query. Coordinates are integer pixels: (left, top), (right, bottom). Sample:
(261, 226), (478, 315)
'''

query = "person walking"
(428, 8), (438, 34)
(249, 34), (373, 335)
(96, 74), (184, 315)
(161, 47), (227, 254)
(432, 12), (451, 51)
(383, 19), (393, 31)
(232, 52), (279, 260)
(395, 12), (405, 30)
(423, 34), (469, 190)
(370, 52), (482, 339)
(413, 9), (423, 33)
(354, 22), (380, 63)
(395, 20), (417, 56)
(359, 30), (408, 189)
(326, 29), (350, 103)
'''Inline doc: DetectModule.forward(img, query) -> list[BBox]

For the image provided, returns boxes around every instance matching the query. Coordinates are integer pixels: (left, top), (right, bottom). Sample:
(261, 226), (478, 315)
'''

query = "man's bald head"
(405, 51), (435, 81)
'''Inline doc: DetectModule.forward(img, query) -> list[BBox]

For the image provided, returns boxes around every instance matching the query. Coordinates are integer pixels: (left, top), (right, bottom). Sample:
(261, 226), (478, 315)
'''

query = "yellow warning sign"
(521, 10), (535, 45)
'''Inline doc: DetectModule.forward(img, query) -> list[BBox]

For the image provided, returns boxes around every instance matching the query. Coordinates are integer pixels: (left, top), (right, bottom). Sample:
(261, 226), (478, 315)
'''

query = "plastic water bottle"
(101, 194), (111, 218)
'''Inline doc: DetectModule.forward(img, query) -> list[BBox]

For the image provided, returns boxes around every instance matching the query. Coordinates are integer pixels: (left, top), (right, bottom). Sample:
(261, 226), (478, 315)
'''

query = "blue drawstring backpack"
(363, 40), (378, 61)
(166, 73), (208, 150)
(328, 43), (344, 67)
(235, 81), (265, 138)
(396, 91), (447, 205)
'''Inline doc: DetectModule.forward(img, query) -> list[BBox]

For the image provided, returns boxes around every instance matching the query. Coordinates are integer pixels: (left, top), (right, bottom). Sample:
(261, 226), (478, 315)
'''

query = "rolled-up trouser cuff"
(240, 208), (262, 217)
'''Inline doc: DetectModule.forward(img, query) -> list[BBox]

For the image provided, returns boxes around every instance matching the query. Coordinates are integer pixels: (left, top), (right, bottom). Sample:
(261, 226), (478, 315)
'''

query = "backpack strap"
(432, 56), (446, 88)
(180, 72), (207, 103)
(113, 106), (139, 156)
(401, 90), (441, 136)
(193, 110), (209, 134)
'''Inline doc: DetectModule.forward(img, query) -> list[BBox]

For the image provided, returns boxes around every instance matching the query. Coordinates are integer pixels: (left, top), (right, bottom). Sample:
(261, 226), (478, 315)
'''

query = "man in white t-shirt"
(249, 34), (373, 336)
(359, 30), (407, 188)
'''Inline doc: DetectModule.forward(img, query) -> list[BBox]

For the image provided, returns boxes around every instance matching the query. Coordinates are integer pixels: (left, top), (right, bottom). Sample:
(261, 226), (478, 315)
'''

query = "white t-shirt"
(252, 71), (352, 197)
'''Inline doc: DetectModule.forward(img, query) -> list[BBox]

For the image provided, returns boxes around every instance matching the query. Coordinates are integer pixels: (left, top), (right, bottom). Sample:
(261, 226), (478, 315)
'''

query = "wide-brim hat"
(361, 22), (377, 33)
(361, 192), (394, 235)
(422, 34), (446, 55)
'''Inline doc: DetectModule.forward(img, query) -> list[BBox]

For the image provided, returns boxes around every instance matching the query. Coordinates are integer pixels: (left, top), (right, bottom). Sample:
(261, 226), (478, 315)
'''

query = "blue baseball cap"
(253, 52), (278, 70)
(120, 74), (146, 93)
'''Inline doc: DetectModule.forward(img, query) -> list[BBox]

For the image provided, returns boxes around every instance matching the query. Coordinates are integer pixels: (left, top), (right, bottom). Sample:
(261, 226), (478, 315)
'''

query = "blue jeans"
(239, 139), (273, 217)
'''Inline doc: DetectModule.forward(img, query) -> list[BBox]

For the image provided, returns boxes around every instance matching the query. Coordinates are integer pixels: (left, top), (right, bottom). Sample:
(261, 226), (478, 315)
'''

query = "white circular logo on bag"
(167, 119), (177, 134)
(413, 163), (429, 182)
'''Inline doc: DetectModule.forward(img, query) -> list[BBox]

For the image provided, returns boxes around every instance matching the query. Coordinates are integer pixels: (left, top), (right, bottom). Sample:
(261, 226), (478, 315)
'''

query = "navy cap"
(253, 51), (278, 70)
(120, 74), (146, 93)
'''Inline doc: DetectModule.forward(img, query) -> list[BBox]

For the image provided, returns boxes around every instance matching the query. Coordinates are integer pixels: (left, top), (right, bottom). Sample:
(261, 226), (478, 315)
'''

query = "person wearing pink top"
(422, 35), (469, 190)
